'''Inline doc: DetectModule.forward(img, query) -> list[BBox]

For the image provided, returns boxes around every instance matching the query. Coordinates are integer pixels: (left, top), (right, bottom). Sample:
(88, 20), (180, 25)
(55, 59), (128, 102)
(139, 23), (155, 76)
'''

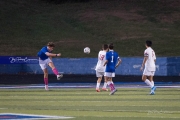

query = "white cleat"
(109, 89), (117, 95)
(45, 85), (49, 91)
(57, 74), (63, 80)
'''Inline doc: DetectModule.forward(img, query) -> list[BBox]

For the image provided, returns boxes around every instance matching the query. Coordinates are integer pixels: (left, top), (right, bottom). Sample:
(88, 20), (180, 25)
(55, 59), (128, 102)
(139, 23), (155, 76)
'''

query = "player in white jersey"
(140, 40), (156, 95)
(95, 44), (109, 92)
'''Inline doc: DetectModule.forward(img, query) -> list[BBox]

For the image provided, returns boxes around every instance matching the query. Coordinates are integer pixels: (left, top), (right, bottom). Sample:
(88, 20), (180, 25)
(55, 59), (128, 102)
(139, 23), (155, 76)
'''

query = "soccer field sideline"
(0, 82), (180, 89)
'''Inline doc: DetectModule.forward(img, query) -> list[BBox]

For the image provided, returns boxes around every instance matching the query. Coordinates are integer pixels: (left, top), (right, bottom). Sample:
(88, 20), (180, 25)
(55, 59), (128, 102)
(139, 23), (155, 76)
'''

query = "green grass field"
(0, 88), (180, 120)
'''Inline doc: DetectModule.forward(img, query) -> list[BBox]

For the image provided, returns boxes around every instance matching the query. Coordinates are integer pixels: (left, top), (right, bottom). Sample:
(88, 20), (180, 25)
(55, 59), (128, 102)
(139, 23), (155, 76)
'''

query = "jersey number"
(111, 56), (114, 63)
(100, 54), (105, 60)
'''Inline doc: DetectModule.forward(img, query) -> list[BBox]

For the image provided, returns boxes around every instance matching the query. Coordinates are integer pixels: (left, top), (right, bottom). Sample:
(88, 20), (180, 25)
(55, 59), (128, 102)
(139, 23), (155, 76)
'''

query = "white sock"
(145, 79), (153, 88)
(151, 81), (154, 87)
(96, 83), (100, 89)
(45, 85), (48, 90)
(103, 82), (107, 88)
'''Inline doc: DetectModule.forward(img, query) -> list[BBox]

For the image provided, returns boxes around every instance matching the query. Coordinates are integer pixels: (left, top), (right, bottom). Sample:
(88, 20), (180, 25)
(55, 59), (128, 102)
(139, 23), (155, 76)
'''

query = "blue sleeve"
(41, 47), (48, 54)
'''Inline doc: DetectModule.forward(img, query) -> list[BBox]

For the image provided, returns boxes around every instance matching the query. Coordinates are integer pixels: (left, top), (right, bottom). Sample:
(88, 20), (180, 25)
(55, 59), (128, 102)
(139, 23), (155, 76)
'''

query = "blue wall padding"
(0, 57), (180, 76)
(167, 57), (180, 76)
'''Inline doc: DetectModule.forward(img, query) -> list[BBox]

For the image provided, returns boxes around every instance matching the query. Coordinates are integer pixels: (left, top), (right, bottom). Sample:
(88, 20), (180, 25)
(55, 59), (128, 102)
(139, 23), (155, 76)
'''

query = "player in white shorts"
(95, 44), (109, 92)
(104, 43), (122, 95)
(37, 42), (63, 91)
(140, 40), (156, 95)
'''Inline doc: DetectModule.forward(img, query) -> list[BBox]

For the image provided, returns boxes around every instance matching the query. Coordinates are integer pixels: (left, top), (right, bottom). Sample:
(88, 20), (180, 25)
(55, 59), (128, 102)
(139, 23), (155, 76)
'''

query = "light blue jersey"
(37, 46), (50, 60)
(105, 50), (120, 72)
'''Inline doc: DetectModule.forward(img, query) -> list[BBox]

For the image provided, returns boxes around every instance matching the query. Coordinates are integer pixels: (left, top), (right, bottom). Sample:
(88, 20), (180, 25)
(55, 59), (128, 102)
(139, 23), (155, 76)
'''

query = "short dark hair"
(109, 43), (114, 49)
(146, 40), (152, 47)
(47, 42), (55, 47)
(102, 44), (108, 50)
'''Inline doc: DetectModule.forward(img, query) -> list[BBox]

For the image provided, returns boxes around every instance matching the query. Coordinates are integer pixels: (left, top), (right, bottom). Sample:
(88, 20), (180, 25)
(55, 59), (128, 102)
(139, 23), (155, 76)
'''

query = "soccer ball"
(84, 47), (90, 54)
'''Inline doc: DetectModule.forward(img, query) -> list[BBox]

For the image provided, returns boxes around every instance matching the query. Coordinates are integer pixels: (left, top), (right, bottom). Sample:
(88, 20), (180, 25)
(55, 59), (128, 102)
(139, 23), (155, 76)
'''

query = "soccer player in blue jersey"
(104, 43), (122, 95)
(37, 42), (63, 90)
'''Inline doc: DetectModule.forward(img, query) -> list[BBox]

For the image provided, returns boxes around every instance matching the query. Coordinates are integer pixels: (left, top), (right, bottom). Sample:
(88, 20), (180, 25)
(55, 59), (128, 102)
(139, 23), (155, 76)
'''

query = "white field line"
(0, 113), (74, 119)
(0, 85), (180, 89)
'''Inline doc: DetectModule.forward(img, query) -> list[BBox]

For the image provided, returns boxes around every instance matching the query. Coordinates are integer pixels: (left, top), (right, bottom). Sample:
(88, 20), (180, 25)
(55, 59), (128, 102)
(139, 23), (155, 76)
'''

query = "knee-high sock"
(151, 81), (154, 87)
(96, 82), (100, 89)
(52, 68), (59, 75)
(145, 79), (153, 88)
(107, 81), (115, 91)
(44, 78), (48, 85)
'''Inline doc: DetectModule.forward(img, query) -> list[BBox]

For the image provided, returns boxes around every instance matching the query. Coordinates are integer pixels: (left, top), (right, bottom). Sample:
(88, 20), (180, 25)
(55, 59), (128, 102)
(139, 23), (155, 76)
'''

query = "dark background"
(0, 74), (179, 84)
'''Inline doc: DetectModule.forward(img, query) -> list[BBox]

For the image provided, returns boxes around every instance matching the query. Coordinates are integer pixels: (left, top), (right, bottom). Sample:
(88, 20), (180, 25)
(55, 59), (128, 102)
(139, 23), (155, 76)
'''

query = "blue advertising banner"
(0, 56), (39, 64)
(0, 57), (179, 76)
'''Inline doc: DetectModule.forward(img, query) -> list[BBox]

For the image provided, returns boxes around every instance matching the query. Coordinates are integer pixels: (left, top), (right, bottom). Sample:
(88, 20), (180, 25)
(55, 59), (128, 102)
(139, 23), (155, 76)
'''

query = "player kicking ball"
(104, 43), (122, 95)
(140, 40), (156, 95)
(95, 44), (109, 92)
(37, 42), (63, 91)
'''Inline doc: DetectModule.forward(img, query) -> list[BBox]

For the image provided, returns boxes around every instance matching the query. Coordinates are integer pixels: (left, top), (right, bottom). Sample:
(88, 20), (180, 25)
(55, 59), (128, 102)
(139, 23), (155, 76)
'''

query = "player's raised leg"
(48, 62), (63, 80)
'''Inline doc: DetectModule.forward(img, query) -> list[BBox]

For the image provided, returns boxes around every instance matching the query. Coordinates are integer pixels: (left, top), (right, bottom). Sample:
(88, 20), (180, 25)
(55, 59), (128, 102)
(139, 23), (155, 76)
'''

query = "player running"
(104, 43), (122, 95)
(140, 40), (156, 95)
(95, 44), (109, 92)
(37, 42), (63, 91)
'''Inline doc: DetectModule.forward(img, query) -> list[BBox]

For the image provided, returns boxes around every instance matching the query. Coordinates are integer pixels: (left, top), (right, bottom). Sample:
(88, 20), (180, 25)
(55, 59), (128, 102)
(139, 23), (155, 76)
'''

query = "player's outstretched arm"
(45, 52), (61, 57)
(104, 60), (108, 66)
(115, 59), (122, 69)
